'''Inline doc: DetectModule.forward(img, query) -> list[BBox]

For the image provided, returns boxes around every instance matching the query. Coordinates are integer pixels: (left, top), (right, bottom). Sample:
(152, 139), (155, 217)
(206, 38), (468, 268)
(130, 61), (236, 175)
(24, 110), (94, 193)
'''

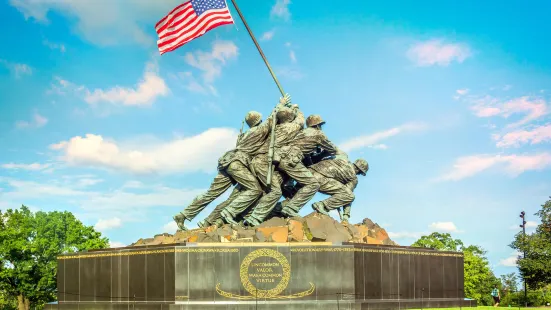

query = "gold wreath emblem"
(215, 248), (315, 300)
(239, 248), (290, 298)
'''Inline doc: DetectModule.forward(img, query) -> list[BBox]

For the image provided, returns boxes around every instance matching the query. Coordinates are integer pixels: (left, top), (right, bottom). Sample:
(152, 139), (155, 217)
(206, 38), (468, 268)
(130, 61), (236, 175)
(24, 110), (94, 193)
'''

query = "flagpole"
(229, 0), (284, 188)
(229, 0), (285, 96)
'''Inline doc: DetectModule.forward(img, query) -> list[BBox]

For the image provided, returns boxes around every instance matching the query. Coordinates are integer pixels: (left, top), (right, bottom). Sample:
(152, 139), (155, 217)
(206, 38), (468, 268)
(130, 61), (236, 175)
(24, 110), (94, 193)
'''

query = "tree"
(510, 197), (551, 289)
(0, 206), (109, 310)
(500, 273), (519, 294)
(412, 232), (499, 305)
(411, 232), (464, 251)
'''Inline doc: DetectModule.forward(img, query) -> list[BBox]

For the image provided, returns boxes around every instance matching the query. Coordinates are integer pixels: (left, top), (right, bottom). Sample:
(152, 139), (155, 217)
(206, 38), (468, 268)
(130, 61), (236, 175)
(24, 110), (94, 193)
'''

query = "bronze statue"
(275, 114), (339, 217)
(179, 93), (369, 230)
(174, 96), (292, 230)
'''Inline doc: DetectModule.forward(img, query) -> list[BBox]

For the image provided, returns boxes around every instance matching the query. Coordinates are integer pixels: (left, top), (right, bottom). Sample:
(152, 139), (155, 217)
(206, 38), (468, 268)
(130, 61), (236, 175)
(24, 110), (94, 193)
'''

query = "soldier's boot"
(341, 214), (350, 225)
(197, 219), (211, 229)
(214, 218), (225, 227)
(221, 209), (239, 225)
(278, 199), (300, 218)
(312, 202), (330, 216)
(173, 213), (189, 231)
(243, 216), (262, 227)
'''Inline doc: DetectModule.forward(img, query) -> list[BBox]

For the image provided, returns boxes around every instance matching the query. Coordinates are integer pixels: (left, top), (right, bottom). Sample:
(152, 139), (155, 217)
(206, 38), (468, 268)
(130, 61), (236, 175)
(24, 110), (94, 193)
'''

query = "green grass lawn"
(416, 307), (550, 310)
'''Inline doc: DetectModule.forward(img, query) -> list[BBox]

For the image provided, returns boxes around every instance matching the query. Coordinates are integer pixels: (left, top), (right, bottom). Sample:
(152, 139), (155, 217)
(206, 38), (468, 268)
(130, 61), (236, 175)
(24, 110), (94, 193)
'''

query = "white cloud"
(509, 221), (539, 230)
(122, 180), (144, 189)
(467, 95), (548, 128)
(109, 241), (126, 248)
(370, 144), (388, 150)
(340, 122), (428, 152)
(9, 0), (181, 46)
(0, 178), (87, 201)
(84, 61), (169, 106)
(80, 186), (204, 214)
(388, 231), (425, 239)
(94, 217), (122, 231)
(270, 0), (291, 21)
(456, 88), (469, 95)
(438, 153), (551, 181)
(429, 222), (459, 233)
(50, 128), (238, 174)
(163, 221), (179, 234)
(0, 59), (33, 78)
(43, 39), (66, 53)
(289, 50), (297, 63)
(1, 162), (51, 171)
(15, 112), (48, 129)
(407, 39), (471, 67)
(172, 72), (218, 96)
(276, 67), (303, 80)
(76, 178), (103, 187)
(260, 29), (275, 41)
(499, 251), (522, 267)
(0, 176), (204, 220)
(494, 124), (551, 148)
(184, 40), (238, 83)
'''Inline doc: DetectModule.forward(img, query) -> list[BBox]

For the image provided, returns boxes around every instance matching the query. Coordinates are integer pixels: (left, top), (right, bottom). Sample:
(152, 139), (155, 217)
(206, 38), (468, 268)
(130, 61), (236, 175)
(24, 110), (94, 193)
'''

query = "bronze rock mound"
(131, 212), (398, 246)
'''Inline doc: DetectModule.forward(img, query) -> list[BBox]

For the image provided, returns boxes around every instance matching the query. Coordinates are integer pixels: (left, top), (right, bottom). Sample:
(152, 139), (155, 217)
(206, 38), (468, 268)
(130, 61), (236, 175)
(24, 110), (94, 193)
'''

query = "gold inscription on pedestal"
(215, 248), (315, 300)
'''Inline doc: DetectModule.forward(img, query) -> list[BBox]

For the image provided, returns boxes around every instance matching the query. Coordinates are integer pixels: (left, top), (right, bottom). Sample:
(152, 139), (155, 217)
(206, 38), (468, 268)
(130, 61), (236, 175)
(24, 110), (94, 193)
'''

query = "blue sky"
(1, 0), (550, 278)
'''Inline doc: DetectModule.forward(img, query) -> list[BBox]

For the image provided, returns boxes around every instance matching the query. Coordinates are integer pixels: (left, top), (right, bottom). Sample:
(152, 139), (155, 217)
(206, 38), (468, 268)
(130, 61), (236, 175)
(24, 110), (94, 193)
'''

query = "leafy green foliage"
(500, 273), (519, 294)
(412, 232), (499, 305)
(499, 286), (551, 307)
(0, 206), (109, 309)
(510, 197), (551, 290)
(411, 232), (464, 251)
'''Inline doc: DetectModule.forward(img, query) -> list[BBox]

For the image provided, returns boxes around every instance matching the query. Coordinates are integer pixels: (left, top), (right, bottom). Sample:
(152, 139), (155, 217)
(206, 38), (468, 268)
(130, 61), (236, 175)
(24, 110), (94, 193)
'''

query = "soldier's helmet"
(306, 114), (326, 128)
(245, 111), (262, 127)
(353, 159), (369, 175)
(276, 107), (296, 123)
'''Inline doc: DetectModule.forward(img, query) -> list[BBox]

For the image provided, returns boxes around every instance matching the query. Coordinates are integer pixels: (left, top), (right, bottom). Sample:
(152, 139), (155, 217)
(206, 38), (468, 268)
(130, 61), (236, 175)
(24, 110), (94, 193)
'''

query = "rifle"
(266, 94), (291, 188)
(236, 120), (245, 147)
(337, 207), (343, 221)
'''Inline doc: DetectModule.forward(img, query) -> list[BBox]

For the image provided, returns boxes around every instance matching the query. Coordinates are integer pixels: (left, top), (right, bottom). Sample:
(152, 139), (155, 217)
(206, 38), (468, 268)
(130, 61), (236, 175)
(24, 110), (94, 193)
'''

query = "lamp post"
(519, 211), (527, 307)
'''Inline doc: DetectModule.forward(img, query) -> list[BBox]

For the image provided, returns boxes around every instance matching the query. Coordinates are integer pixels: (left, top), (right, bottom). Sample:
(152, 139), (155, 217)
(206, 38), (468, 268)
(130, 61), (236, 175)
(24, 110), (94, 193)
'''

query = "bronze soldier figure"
(237, 105), (305, 226)
(309, 152), (369, 223)
(174, 96), (291, 230)
(277, 114), (339, 217)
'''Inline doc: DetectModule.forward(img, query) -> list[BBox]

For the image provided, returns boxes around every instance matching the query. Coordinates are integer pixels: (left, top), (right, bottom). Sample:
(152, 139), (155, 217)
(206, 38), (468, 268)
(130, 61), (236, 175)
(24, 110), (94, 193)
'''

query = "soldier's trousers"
(203, 185), (242, 225)
(181, 161), (262, 221)
(245, 155), (284, 223)
(277, 159), (320, 213)
(312, 171), (355, 210)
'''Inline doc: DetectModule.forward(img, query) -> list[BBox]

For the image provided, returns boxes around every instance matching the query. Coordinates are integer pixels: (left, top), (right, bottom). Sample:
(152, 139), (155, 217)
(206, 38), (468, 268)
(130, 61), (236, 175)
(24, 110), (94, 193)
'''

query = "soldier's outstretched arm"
(292, 109), (305, 126)
(346, 176), (359, 192)
(318, 132), (339, 155)
(259, 94), (293, 132)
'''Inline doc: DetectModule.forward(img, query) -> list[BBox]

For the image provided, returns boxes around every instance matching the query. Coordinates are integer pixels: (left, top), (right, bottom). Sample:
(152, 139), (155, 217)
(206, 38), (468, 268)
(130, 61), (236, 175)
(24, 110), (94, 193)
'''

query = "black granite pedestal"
(46, 242), (476, 309)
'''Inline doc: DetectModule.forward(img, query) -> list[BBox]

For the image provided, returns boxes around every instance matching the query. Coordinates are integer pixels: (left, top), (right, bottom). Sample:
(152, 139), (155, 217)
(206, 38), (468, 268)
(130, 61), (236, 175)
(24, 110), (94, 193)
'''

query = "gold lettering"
(255, 278), (275, 283)
(256, 267), (273, 273)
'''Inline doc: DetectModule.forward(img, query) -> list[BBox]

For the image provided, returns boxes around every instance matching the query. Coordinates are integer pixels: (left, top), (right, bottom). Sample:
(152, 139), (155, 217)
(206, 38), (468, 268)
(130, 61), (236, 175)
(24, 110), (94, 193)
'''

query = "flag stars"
(192, 0), (227, 16)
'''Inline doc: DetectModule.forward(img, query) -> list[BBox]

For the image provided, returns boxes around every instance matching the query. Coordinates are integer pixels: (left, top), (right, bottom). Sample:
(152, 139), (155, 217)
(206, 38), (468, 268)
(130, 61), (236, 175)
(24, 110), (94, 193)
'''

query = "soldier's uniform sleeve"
(318, 132), (339, 155)
(346, 174), (358, 192)
(255, 109), (277, 136)
(293, 110), (305, 126)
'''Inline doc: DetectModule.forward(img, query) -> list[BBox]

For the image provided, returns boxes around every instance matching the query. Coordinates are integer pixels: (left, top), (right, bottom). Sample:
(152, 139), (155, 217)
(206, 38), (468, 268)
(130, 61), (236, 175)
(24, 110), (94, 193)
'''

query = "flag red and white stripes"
(155, 0), (234, 55)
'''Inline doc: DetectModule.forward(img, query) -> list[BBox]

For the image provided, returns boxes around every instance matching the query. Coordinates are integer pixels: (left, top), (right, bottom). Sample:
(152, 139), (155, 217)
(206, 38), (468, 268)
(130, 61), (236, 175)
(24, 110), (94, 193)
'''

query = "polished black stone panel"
(97, 256), (111, 301)
(165, 251), (176, 302)
(53, 243), (473, 309)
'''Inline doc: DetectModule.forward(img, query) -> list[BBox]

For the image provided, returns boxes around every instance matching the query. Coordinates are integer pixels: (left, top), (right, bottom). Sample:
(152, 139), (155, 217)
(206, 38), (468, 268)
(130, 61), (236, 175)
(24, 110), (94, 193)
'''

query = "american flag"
(156, 0), (234, 55)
